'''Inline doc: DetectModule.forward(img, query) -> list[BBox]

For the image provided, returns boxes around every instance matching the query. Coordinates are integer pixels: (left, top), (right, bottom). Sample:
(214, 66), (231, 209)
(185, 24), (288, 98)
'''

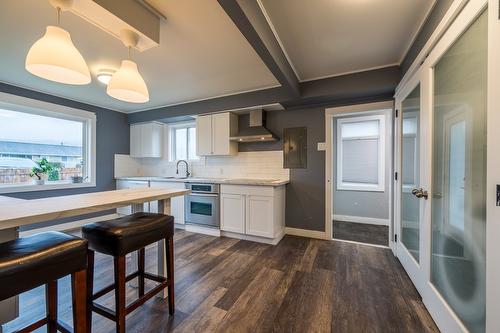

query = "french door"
(394, 0), (500, 332)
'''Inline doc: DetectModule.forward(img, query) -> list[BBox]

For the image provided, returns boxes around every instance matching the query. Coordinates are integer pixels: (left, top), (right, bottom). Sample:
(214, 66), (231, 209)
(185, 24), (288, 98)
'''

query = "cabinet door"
(149, 181), (185, 224)
(147, 123), (163, 158)
(220, 193), (245, 233)
(212, 113), (230, 155)
(116, 180), (149, 214)
(246, 195), (274, 238)
(196, 115), (213, 155)
(130, 124), (142, 158)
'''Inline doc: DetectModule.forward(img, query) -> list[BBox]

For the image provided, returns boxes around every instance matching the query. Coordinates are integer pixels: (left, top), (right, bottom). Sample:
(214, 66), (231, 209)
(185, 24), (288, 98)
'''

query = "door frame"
(325, 101), (394, 245)
(394, 71), (426, 293)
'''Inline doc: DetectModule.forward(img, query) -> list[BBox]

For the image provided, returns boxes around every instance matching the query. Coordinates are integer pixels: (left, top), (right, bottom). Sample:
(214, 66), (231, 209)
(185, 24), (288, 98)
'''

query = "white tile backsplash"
(114, 151), (289, 180)
(114, 154), (142, 178)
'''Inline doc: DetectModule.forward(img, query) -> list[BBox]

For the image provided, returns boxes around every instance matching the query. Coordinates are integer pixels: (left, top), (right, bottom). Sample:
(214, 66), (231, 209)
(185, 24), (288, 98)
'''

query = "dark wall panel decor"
(283, 127), (307, 169)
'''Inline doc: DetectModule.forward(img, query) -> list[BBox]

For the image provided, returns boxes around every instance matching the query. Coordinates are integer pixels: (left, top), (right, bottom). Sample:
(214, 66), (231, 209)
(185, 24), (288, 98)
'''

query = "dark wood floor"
(333, 220), (389, 246)
(3, 229), (438, 333)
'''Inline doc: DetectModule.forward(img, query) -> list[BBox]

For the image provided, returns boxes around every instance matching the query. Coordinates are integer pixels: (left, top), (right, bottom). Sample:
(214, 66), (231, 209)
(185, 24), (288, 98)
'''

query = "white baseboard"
(285, 227), (328, 240)
(184, 224), (221, 237)
(20, 213), (120, 237)
(333, 214), (390, 226)
(221, 230), (284, 245)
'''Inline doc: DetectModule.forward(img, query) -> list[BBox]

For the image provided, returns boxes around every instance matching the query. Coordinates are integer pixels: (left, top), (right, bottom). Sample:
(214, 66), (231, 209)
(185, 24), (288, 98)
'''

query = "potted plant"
(30, 158), (53, 185)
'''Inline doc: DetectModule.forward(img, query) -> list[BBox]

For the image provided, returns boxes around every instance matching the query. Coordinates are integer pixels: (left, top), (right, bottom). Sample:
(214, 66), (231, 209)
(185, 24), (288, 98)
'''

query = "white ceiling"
(0, 0), (279, 113)
(260, 0), (436, 82)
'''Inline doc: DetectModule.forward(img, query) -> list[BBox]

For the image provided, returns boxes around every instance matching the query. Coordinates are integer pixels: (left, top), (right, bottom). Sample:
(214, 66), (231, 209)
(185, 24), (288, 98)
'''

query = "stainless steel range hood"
(230, 110), (278, 143)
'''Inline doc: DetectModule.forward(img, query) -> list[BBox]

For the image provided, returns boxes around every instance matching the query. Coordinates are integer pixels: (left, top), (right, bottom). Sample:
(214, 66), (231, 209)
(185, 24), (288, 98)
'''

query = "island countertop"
(0, 188), (190, 231)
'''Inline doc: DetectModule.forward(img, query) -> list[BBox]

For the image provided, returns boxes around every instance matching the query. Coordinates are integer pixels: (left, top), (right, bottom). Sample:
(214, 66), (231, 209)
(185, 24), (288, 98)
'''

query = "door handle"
(411, 188), (429, 200)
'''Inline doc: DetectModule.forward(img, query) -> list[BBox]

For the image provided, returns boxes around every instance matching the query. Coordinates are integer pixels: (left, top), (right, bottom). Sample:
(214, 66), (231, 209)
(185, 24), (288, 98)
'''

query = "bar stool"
(0, 231), (88, 333)
(82, 212), (175, 333)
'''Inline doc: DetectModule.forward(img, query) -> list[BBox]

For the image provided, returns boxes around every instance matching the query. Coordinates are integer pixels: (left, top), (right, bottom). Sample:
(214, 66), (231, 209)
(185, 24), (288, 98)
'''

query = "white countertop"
(0, 188), (189, 230)
(116, 176), (289, 187)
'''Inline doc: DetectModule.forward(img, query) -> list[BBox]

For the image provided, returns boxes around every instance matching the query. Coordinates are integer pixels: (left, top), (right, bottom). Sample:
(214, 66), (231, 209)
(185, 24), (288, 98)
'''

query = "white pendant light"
(107, 30), (149, 103)
(25, 0), (90, 85)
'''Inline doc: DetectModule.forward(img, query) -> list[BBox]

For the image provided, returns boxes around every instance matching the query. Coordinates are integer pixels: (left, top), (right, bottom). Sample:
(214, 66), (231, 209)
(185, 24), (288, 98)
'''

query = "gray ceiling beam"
(283, 66), (400, 109)
(217, 0), (300, 96)
(127, 86), (294, 123)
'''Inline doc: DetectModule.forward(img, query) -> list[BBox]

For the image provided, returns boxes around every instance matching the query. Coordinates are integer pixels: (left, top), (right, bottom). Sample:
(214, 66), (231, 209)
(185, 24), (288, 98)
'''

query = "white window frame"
(0, 91), (96, 194)
(167, 121), (200, 163)
(336, 114), (386, 192)
(401, 111), (419, 194)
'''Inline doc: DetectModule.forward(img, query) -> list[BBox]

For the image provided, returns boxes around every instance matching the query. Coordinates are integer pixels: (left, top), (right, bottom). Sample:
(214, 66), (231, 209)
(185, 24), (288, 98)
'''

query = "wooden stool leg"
(165, 236), (175, 315)
(86, 250), (95, 333)
(71, 269), (87, 333)
(46, 280), (57, 333)
(114, 256), (126, 333)
(138, 248), (145, 297)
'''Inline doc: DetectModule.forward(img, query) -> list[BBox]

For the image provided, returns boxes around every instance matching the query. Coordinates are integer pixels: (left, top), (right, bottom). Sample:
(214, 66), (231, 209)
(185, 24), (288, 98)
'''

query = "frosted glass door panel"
(431, 11), (487, 333)
(401, 85), (420, 262)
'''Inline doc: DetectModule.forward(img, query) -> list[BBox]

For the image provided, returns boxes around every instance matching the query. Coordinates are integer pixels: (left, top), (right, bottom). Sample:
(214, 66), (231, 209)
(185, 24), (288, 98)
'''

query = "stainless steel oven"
(184, 183), (219, 228)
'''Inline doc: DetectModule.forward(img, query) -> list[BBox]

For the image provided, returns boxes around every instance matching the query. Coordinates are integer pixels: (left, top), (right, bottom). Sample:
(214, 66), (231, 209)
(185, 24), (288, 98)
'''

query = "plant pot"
(33, 179), (45, 185)
(71, 176), (84, 183)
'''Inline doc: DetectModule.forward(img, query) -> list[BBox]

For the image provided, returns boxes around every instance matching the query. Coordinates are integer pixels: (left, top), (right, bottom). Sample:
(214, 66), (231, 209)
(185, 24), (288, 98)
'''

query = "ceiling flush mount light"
(25, 0), (91, 85)
(107, 29), (149, 103)
(97, 69), (115, 85)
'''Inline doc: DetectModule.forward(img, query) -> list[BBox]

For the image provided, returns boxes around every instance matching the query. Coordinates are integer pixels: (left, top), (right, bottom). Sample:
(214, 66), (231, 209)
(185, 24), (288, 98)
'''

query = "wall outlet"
(317, 142), (326, 151)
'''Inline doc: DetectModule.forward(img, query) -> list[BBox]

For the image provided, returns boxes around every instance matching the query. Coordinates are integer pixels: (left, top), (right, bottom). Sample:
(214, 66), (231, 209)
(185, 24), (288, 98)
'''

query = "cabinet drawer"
(220, 184), (274, 197)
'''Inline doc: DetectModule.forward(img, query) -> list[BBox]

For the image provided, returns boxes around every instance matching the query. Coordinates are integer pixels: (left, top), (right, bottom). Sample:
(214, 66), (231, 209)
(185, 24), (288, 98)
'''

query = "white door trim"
(325, 100), (394, 242)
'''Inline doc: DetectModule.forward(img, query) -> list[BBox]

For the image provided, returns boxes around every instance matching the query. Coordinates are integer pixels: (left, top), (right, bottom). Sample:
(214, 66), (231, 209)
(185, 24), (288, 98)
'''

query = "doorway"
(325, 101), (394, 247)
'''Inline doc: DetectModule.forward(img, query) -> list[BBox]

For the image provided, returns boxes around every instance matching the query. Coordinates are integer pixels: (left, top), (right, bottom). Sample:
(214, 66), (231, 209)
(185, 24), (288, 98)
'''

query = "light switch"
(317, 142), (326, 151)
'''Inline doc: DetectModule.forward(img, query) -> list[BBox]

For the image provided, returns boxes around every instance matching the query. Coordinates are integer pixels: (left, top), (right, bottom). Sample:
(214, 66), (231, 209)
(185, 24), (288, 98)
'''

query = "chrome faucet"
(176, 160), (191, 178)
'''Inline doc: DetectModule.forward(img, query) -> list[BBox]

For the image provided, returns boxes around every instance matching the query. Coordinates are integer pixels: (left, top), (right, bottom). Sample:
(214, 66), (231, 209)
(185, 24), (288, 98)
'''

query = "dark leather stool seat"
(82, 212), (175, 333)
(0, 231), (88, 332)
(82, 212), (174, 256)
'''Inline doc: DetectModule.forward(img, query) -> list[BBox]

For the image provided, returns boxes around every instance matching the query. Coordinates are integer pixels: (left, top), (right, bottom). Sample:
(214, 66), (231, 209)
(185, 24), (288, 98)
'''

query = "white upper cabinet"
(130, 122), (164, 158)
(196, 112), (237, 156)
(196, 115), (213, 156)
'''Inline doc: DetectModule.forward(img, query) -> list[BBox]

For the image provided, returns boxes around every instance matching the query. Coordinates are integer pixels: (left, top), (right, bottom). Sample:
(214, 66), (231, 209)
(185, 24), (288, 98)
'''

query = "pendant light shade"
(25, 26), (91, 85)
(106, 60), (149, 103)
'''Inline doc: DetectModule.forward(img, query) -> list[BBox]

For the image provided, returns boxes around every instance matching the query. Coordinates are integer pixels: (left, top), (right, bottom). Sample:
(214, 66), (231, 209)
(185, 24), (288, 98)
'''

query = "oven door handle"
(188, 193), (219, 197)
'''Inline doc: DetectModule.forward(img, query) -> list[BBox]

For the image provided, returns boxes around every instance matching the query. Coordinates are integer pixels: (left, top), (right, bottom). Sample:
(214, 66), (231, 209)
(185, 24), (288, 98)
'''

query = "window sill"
(0, 181), (96, 194)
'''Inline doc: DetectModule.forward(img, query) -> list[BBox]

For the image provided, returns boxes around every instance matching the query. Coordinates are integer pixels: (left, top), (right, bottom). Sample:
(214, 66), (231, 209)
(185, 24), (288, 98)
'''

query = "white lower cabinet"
(220, 193), (246, 233)
(220, 185), (285, 241)
(116, 180), (149, 215)
(149, 181), (185, 224)
(246, 195), (274, 238)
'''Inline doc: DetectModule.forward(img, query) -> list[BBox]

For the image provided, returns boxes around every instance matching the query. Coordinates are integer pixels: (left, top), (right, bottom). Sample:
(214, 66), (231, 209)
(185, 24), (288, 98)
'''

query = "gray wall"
(401, 0), (454, 76)
(239, 96), (393, 232)
(239, 108), (325, 231)
(0, 83), (130, 230)
(332, 111), (391, 222)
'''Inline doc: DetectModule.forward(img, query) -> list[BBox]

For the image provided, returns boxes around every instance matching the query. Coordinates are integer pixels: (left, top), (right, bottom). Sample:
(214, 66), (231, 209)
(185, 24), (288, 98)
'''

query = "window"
(0, 92), (96, 192)
(168, 122), (199, 161)
(402, 113), (418, 191)
(336, 114), (385, 191)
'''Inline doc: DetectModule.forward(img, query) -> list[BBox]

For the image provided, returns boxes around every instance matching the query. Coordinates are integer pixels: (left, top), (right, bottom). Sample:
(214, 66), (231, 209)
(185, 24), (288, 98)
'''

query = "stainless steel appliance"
(184, 183), (219, 228)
